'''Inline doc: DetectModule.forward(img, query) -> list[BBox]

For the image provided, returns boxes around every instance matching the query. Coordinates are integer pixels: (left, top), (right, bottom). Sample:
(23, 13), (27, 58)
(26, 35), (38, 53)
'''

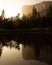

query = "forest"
(0, 5), (52, 31)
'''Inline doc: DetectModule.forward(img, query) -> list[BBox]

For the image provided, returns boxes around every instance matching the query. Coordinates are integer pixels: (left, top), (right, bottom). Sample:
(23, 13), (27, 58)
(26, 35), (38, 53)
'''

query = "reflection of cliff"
(22, 44), (52, 64)
(22, 45), (35, 60)
(22, 44), (40, 60)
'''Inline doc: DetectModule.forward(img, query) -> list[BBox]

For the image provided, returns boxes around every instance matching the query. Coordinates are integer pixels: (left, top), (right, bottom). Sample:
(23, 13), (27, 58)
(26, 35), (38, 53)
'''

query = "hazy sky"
(0, 0), (51, 17)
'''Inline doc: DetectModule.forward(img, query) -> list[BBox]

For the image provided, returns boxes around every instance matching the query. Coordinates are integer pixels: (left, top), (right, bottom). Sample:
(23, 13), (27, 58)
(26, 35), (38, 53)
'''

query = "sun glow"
(4, 5), (22, 18)
(0, 0), (23, 18)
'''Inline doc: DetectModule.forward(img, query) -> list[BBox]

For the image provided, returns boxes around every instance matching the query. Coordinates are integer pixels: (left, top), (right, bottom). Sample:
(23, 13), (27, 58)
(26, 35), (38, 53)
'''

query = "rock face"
(22, 1), (52, 16)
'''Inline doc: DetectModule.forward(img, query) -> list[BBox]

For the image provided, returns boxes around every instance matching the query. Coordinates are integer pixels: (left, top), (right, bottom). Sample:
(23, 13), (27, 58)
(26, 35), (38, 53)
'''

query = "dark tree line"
(0, 5), (52, 30)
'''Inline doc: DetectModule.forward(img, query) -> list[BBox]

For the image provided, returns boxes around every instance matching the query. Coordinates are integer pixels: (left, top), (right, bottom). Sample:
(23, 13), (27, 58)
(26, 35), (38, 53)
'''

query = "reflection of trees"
(5, 40), (20, 50)
(35, 44), (40, 59)
(0, 40), (21, 57)
(22, 44), (40, 60)
(0, 43), (3, 57)
(0, 40), (21, 58)
(0, 48), (2, 57)
(0, 40), (20, 50)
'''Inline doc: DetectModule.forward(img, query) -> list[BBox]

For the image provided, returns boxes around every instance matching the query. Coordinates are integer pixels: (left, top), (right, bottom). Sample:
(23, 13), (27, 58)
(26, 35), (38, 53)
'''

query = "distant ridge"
(22, 1), (52, 16)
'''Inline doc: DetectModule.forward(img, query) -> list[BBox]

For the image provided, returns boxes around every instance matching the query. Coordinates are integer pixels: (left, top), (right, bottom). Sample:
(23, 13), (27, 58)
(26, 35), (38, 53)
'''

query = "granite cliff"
(22, 1), (52, 16)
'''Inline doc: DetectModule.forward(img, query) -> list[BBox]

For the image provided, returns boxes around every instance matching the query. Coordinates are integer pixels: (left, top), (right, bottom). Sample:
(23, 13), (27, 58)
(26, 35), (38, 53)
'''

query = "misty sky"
(0, 0), (51, 17)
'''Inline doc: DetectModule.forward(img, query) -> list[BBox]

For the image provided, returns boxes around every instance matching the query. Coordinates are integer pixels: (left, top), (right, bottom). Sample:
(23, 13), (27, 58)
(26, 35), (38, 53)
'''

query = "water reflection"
(0, 33), (52, 65)
(0, 43), (3, 57)
(22, 43), (52, 64)
(0, 44), (22, 65)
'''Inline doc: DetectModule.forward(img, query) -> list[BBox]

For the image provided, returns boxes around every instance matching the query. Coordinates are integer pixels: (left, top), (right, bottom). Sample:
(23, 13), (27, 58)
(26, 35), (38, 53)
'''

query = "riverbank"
(0, 28), (49, 32)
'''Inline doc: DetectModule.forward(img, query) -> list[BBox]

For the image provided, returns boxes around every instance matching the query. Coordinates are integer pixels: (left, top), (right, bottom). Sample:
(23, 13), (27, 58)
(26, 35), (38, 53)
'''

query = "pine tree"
(46, 5), (52, 18)
(32, 6), (37, 18)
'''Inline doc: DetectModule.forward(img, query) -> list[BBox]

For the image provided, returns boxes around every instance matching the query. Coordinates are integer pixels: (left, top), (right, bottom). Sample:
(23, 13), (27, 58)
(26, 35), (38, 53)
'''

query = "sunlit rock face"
(22, 1), (52, 16)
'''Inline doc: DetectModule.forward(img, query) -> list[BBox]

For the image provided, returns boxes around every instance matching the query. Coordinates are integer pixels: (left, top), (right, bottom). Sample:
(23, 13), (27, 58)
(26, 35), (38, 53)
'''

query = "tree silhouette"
(30, 7), (38, 27)
(46, 5), (52, 27)
(1, 9), (5, 20)
(32, 6), (37, 18)
(46, 5), (52, 18)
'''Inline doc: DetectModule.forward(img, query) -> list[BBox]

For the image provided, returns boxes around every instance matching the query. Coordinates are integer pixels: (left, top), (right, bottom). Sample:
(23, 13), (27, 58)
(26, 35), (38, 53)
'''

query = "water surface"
(0, 33), (52, 65)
